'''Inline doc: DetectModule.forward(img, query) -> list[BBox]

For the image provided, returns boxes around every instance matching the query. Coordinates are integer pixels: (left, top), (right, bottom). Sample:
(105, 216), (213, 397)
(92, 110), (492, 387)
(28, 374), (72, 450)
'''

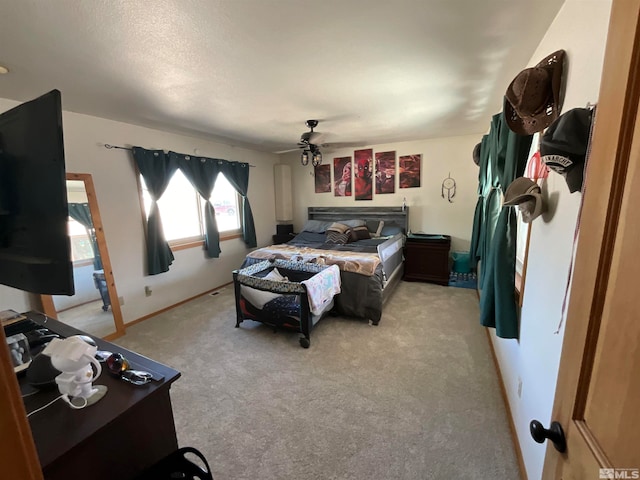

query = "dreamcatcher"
(441, 173), (456, 203)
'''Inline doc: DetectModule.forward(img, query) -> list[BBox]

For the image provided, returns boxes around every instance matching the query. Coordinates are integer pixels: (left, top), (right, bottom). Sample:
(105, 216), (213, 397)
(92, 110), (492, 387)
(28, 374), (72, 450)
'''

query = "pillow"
(349, 225), (371, 242)
(366, 220), (385, 237)
(326, 230), (350, 244)
(301, 220), (333, 233)
(326, 222), (350, 234)
(265, 268), (287, 281)
(241, 286), (280, 309)
(380, 223), (404, 236)
(339, 219), (366, 228)
(240, 269), (288, 309)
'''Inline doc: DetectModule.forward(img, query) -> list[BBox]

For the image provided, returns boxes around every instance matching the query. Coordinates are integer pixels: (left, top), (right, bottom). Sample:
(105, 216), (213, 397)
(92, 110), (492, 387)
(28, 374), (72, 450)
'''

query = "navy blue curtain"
(477, 113), (532, 339)
(132, 147), (177, 275)
(219, 161), (257, 248)
(68, 202), (102, 270)
(171, 152), (222, 258)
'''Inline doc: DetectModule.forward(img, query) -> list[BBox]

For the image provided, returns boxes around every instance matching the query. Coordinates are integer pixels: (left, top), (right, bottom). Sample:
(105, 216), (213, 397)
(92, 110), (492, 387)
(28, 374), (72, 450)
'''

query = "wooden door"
(0, 326), (43, 480)
(542, 1), (640, 478)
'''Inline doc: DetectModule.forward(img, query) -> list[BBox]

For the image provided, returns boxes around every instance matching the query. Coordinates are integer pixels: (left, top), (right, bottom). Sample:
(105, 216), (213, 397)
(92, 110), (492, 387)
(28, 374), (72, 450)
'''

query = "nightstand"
(403, 234), (451, 285)
(272, 233), (295, 244)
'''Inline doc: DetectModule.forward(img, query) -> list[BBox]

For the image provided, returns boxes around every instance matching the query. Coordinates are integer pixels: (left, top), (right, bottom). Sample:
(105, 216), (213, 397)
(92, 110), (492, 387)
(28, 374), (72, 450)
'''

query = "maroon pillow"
(352, 225), (370, 240)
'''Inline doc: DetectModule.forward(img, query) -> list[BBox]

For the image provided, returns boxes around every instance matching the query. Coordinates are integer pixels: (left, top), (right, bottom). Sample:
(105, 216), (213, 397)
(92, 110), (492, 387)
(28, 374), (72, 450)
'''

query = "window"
(68, 218), (95, 263)
(515, 206), (532, 306)
(140, 170), (241, 247)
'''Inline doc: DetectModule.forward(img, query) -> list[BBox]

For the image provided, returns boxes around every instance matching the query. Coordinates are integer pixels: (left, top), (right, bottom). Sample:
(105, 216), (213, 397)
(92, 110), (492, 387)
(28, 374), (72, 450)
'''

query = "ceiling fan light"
(312, 150), (322, 167)
(301, 150), (310, 166)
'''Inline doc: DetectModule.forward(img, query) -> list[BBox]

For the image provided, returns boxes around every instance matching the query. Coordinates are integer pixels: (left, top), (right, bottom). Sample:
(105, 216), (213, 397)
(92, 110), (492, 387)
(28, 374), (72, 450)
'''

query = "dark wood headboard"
(307, 206), (409, 234)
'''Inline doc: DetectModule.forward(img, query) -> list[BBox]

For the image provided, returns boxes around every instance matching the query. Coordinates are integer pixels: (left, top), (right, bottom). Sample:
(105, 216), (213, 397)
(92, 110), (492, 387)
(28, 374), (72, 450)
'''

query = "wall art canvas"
(399, 154), (421, 188)
(314, 164), (331, 193)
(333, 156), (352, 197)
(354, 148), (373, 200)
(375, 151), (395, 194)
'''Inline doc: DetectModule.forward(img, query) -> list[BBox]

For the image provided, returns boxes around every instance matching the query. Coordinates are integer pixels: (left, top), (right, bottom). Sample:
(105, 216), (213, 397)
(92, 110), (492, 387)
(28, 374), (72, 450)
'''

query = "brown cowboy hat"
(504, 49), (566, 135)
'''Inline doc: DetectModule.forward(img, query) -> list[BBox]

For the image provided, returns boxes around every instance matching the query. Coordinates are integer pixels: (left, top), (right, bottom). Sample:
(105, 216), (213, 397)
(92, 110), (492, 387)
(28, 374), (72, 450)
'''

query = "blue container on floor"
(451, 251), (471, 274)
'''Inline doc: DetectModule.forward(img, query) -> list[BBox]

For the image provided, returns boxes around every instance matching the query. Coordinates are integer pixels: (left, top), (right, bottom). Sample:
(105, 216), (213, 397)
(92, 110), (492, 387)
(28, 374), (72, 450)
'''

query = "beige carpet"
(116, 281), (519, 480)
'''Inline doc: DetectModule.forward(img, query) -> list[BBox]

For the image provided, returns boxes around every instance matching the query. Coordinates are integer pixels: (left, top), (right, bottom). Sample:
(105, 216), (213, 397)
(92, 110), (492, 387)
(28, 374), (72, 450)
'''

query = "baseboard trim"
(484, 328), (528, 480)
(124, 281), (234, 328)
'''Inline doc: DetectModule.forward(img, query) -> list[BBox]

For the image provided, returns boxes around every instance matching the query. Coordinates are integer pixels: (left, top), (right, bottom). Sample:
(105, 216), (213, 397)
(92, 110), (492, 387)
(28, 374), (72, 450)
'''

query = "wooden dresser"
(403, 234), (451, 285)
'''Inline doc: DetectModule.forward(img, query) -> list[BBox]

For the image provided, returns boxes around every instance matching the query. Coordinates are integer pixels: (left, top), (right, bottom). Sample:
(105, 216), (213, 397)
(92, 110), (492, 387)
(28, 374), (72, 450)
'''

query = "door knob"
(530, 420), (567, 453)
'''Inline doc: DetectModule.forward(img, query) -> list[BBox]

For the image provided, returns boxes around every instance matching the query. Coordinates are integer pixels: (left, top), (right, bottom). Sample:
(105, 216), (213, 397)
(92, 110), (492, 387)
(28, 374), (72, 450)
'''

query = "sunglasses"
(103, 352), (153, 386)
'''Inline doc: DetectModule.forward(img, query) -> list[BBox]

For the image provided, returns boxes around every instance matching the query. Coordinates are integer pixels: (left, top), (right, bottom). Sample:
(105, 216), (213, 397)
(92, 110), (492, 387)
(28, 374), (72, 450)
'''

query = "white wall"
(488, 2), (612, 479)
(282, 135), (483, 253)
(0, 100), (280, 323)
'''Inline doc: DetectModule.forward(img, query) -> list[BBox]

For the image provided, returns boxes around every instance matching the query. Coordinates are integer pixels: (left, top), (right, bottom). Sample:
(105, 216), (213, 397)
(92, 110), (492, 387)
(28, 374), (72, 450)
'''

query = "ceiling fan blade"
(308, 131), (325, 143)
(320, 141), (367, 150)
(274, 148), (302, 154)
(300, 131), (325, 144)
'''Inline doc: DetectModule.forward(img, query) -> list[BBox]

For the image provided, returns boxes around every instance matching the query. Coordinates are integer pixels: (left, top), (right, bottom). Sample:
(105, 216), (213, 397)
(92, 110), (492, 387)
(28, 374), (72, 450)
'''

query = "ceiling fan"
(276, 120), (325, 166)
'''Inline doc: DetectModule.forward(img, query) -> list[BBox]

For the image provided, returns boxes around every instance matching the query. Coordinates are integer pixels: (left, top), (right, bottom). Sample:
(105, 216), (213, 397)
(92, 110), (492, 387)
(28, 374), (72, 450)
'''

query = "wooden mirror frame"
(40, 173), (125, 340)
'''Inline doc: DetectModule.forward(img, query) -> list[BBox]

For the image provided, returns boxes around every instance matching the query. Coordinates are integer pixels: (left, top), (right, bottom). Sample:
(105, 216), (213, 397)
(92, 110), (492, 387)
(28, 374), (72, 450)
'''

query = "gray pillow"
(301, 220), (333, 233)
(366, 220), (385, 237)
(380, 223), (404, 236)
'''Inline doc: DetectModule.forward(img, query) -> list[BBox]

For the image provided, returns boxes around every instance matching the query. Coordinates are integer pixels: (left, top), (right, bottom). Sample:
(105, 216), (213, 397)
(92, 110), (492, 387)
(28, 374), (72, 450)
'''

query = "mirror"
(41, 173), (125, 339)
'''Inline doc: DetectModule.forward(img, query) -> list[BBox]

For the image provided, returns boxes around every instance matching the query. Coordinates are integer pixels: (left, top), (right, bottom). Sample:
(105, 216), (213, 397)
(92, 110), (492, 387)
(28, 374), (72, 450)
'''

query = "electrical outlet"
(517, 377), (523, 398)
(118, 296), (124, 306)
(144, 286), (152, 297)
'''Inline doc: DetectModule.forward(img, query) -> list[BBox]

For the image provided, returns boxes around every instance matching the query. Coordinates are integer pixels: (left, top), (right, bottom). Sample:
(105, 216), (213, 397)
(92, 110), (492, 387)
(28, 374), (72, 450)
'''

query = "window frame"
(514, 207), (532, 307)
(135, 169), (243, 252)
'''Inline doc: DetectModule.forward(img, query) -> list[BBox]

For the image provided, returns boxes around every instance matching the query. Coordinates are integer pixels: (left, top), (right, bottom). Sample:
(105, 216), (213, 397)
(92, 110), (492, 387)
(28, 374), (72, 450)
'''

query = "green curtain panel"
(219, 161), (257, 248)
(477, 113), (532, 339)
(170, 152), (222, 258)
(132, 147), (177, 275)
(469, 134), (490, 273)
(68, 202), (102, 270)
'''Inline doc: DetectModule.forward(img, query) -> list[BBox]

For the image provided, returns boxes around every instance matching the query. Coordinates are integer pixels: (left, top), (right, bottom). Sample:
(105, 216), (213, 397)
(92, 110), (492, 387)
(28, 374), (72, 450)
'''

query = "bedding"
(241, 206), (408, 325)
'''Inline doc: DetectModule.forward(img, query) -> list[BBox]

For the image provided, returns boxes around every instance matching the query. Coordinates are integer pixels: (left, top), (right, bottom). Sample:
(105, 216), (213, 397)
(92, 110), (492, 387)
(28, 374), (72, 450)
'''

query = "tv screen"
(0, 89), (74, 295)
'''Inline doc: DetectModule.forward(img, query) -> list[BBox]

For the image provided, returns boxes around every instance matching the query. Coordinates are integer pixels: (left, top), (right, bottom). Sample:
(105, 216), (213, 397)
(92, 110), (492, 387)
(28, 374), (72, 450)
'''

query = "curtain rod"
(104, 144), (256, 167)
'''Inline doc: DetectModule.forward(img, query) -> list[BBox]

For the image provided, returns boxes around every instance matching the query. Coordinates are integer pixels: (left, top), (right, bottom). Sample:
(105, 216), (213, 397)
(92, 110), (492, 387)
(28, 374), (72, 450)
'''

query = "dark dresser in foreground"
(403, 234), (451, 285)
(19, 312), (181, 480)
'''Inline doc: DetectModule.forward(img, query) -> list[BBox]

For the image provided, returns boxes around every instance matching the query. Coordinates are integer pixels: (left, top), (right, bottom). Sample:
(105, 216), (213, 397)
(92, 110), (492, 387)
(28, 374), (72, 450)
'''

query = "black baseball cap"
(540, 107), (593, 193)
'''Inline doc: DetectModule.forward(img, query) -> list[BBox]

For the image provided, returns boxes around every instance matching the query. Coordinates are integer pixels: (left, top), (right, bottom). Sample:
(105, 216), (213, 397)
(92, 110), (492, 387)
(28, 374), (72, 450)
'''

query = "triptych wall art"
(314, 164), (331, 193)
(333, 156), (352, 196)
(399, 154), (421, 188)
(315, 150), (422, 199)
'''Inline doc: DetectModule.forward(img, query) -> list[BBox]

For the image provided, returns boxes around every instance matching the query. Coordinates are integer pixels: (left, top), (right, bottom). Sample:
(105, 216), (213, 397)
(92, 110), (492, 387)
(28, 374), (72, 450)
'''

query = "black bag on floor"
(137, 447), (213, 480)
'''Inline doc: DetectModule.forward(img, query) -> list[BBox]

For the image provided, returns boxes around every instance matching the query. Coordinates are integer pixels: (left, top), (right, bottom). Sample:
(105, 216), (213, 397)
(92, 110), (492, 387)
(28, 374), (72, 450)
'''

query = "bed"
(240, 206), (408, 325)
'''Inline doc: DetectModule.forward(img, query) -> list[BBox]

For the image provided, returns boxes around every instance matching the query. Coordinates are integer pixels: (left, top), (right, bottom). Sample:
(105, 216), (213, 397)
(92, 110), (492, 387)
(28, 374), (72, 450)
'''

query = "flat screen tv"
(0, 89), (74, 295)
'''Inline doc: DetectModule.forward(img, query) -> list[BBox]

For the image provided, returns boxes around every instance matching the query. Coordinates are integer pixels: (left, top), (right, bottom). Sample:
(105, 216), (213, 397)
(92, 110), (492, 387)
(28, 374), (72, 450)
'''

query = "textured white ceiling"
(0, 1), (563, 153)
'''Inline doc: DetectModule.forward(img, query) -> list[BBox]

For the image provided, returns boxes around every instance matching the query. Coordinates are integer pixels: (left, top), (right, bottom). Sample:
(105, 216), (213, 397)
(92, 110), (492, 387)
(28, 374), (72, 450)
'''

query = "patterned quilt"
(246, 244), (381, 276)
